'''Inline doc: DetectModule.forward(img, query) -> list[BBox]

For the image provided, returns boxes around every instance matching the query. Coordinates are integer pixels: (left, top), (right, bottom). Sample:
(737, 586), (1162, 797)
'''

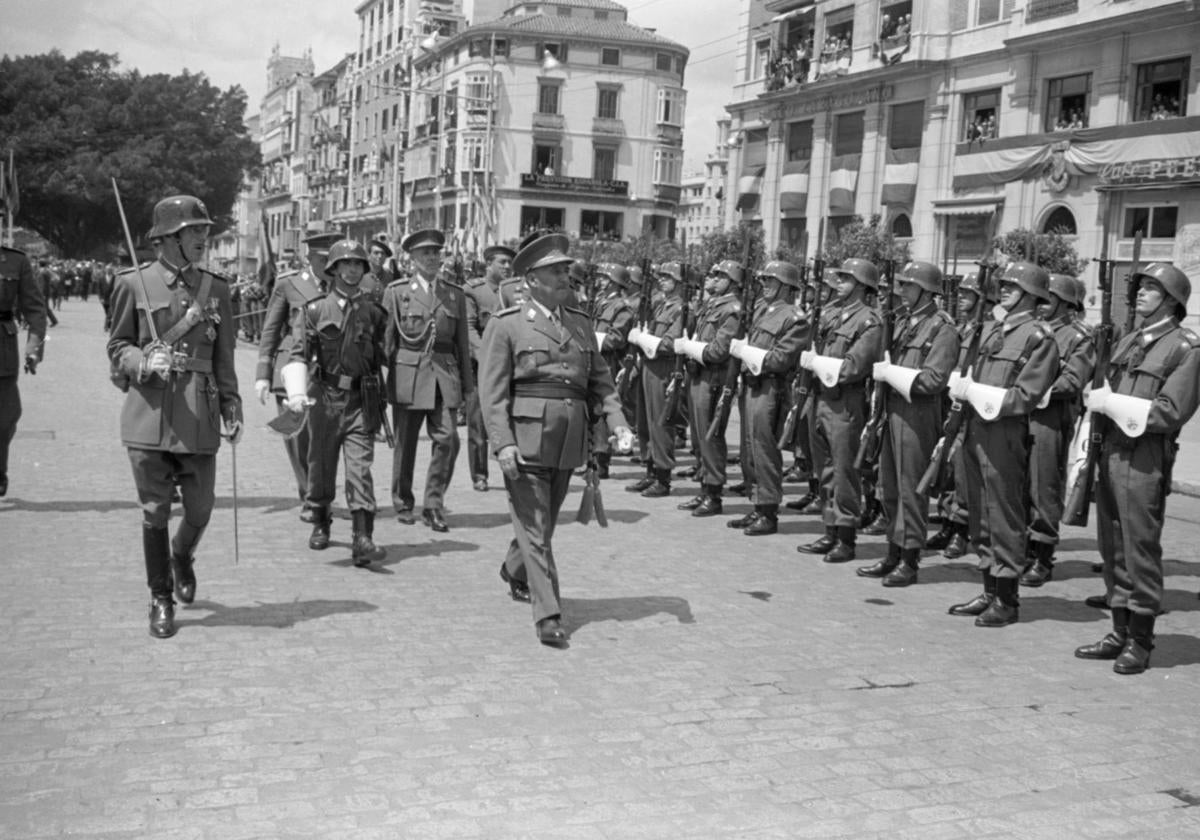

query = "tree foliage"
(819, 214), (911, 269)
(0, 50), (261, 258)
(995, 227), (1088, 276)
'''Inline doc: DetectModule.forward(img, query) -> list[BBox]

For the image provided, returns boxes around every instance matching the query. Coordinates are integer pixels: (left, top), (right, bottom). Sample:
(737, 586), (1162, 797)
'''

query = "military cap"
(512, 232), (573, 276)
(369, 234), (394, 258)
(484, 245), (516, 262)
(302, 232), (342, 254)
(401, 229), (445, 253)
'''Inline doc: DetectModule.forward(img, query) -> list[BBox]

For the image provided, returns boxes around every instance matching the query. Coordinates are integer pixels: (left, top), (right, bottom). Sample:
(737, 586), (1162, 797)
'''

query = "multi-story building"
(725, 0), (1199, 316)
(306, 55), (355, 234)
(404, 0), (690, 248)
(676, 119), (731, 247)
(259, 46), (316, 261)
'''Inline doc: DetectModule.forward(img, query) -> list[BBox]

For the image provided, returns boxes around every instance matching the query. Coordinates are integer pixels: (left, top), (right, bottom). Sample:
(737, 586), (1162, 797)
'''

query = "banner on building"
(736, 166), (766, 212)
(881, 146), (920, 206)
(828, 153), (860, 214)
(780, 159), (810, 215)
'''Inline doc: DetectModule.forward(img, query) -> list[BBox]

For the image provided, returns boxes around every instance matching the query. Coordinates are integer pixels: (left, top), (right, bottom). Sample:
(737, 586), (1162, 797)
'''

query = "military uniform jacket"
(1103, 316), (1200, 445)
(743, 298), (808, 378)
(889, 301), (959, 398)
(382, 275), (473, 409)
(594, 292), (634, 356)
(694, 292), (742, 383)
(107, 260), (241, 454)
(464, 276), (502, 359)
(818, 300), (883, 390)
(970, 310), (1058, 418)
(290, 288), (387, 383)
(479, 303), (626, 471)
(255, 268), (325, 391)
(1045, 315), (1095, 404)
(0, 246), (47, 377)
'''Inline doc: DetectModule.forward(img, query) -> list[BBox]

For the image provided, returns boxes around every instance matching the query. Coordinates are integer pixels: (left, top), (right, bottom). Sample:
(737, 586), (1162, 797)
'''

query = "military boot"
(677, 492), (707, 511)
(692, 486), (723, 518)
(727, 480), (751, 496)
(640, 468), (672, 498)
(785, 479), (820, 511)
(883, 548), (921, 587)
(1075, 607), (1130, 660)
(1114, 612), (1155, 675)
(861, 505), (889, 536)
(1020, 542), (1055, 587)
(975, 576), (1020, 627)
(949, 570), (996, 616)
(924, 521), (956, 551)
(744, 504), (778, 536)
(169, 520), (205, 605)
(943, 524), (969, 558)
(798, 526), (837, 555)
(144, 525), (176, 639)
(857, 542), (901, 579)
(727, 510), (761, 529)
(626, 465), (655, 493)
(824, 527), (857, 563)
(595, 452), (611, 479)
(308, 508), (332, 550)
(351, 510), (384, 567)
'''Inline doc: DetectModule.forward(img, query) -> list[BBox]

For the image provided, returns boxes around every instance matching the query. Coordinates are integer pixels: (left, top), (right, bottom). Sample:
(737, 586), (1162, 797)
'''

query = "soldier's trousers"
(815, 384), (868, 528)
(275, 395), (311, 504)
(641, 356), (676, 470)
(880, 396), (942, 549)
(127, 448), (216, 531)
(464, 385), (489, 481)
(1027, 401), (1076, 546)
(308, 387), (376, 513)
(502, 465), (572, 625)
(743, 375), (785, 506)
(0, 376), (20, 478)
(963, 414), (1030, 579)
(689, 370), (728, 486)
(1097, 434), (1174, 616)
(391, 398), (459, 511)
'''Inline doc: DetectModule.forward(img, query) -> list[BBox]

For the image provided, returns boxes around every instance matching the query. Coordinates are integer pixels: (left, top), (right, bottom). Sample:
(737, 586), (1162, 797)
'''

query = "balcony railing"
(593, 118), (625, 137)
(532, 113), (565, 133)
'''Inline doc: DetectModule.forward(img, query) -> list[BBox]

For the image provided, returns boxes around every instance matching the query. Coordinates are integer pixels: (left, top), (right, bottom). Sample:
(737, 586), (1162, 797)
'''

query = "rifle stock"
(658, 265), (693, 426)
(706, 232), (756, 441)
(777, 218), (826, 449)
(854, 259), (894, 469)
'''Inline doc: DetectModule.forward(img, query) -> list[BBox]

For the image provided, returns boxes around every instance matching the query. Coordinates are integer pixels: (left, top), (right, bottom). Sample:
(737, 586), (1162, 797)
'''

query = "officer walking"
(0, 244), (48, 498)
(463, 245), (515, 492)
(383, 229), (473, 532)
(254, 232), (337, 522)
(478, 233), (633, 648)
(1075, 263), (1199, 673)
(856, 261), (960, 585)
(947, 261), (1058, 627)
(106, 196), (242, 638)
(283, 240), (389, 567)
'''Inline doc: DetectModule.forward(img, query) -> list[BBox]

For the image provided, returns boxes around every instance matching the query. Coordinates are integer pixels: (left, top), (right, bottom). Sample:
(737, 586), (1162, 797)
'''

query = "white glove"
(255, 379), (271, 404)
(950, 374), (972, 402)
(143, 345), (173, 378)
(224, 418), (244, 445)
(627, 325), (644, 344)
(800, 349), (815, 371)
(730, 337), (747, 360)
(610, 425), (635, 454)
(594, 331), (607, 351)
(285, 394), (311, 413)
(947, 370), (962, 394)
(1086, 385), (1111, 415)
(871, 360), (890, 381)
(1036, 387), (1052, 410)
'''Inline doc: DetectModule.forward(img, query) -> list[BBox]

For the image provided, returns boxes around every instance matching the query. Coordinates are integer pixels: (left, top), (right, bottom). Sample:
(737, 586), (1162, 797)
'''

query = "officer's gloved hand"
(497, 444), (525, 480)
(949, 374), (973, 402)
(610, 425), (635, 454)
(255, 379), (271, 405)
(799, 349), (815, 371)
(23, 355), (37, 375)
(871, 359), (890, 381)
(1085, 385), (1112, 415)
(224, 418), (244, 445)
(144, 345), (173, 379)
(284, 394), (311, 414)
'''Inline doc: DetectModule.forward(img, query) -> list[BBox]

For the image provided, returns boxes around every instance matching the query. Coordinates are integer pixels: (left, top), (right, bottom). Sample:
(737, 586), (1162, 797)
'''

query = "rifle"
(658, 265), (693, 426)
(615, 256), (653, 402)
(1062, 202), (1113, 527)
(916, 213), (1000, 496)
(362, 371), (395, 449)
(706, 239), (757, 441)
(777, 218), (826, 449)
(854, 259), (895, 469)
(1124, 230), (1143, 334)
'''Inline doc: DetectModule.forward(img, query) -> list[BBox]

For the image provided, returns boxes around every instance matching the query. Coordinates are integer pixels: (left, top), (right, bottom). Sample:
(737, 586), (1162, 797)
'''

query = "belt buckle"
(170, 351), (190, 372)
(338, 374), (354, 390)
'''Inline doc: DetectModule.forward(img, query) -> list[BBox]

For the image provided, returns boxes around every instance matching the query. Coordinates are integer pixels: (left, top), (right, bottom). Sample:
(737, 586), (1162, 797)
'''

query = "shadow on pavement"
(1021, 594), (1121, 624)
(1148, 634), (1200, 669)
(176, 598), (377, 629)
(372, 538), (479, 569)
(908, 561), (983, 585)
(561, 595), (695, 635)
(0, 498), (139, 513)
(446, 511), (519, 529)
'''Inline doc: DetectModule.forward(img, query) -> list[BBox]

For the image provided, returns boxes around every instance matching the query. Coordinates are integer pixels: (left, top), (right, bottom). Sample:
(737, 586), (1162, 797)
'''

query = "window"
(540, 42), (568, 62)
(781, 219), (807, 251)
(1046, 73), (1090, 131)
(1042, 206), (1076, 235)
(891, 214), (913, 238)
(520, 206), (565, 234)
(593, 147), (617, 181)
(558, 5), (571, 15)
(581, 210), (623, 240)
(889, 101), (924, 149)
(786, 120), (813, 161)
(538, 83), (560, 115)
(654, 148), (682, 185)
(1134, 58), (1189, 121)
(532, 144), (561, 175)
(657, 88), (685, 126)
(597, 86), (620, 119)
(656, 52), (674, 72)
(601, 47), (620, 66)
(879, 1), (912, 41)
(823, 6), (854, 56)
(962, 89), (1000, 141)
(595, 10), (608, 20)
(494, 39), (509, 57)
(466, 73), (490, 112)
(1123, 206), (1178, 239)
(753, 39), (771, 79)
(462, 136), (486, 171)
(833, 111), (864, 156)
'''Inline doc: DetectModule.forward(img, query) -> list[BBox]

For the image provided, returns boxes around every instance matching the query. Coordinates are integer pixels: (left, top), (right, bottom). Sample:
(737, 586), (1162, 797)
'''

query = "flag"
(736, 166), (765, 212)
(779, 159), (810, 215)
(828, 153), (861, 214)
(880, 146), (920, 206)
(258, 209), (277, 294)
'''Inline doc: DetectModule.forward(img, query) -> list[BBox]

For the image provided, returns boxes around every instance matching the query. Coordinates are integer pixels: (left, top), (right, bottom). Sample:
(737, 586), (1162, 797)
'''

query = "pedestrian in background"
(0, 244), (48, 498)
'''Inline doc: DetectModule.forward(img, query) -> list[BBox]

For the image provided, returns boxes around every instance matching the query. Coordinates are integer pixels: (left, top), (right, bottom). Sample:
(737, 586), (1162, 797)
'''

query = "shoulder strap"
(160, 271), (213, 347)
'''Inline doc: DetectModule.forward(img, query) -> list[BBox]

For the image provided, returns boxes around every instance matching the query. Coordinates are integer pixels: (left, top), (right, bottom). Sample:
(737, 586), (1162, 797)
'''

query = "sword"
(222, 431), (241, 565)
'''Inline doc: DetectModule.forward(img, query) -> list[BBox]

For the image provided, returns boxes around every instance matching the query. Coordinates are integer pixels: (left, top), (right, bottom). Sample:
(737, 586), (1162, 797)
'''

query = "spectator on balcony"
(896, 15), (910, 41)
(879, 13), (897, 39)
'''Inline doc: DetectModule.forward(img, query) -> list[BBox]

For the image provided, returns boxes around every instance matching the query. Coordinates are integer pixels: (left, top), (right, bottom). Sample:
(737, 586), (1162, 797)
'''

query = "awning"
(932, 198), (1004, 216)
(770, 6), (816, 23)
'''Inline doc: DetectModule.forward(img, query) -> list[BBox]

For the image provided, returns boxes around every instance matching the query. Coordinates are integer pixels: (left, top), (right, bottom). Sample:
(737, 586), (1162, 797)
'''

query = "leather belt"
(169, 353), (213, 374)
(513, 381), (588, 401)
(319, 371), (362, 390)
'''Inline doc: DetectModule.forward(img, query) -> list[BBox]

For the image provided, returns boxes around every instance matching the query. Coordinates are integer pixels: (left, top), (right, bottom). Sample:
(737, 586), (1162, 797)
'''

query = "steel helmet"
(758, 260), (803, 289)
(324, 240), (371, 277)
(569, 261), (589, 284)
(710, 259), (745, 286)
(998, 260), (1052, 302)
(1134, 262), (1191, 311)
(148, 195), (213, 239)
(656, 261), (684, 283)
(1071, 277), (1088, 311)
(1047, 273), (1082, 306)
(626, 265), (644, 288)
(834, 257), (880, 290)
(596, 262), (630, 288)
(897, 260), (944, 294)
(959, 269), (1000, 304)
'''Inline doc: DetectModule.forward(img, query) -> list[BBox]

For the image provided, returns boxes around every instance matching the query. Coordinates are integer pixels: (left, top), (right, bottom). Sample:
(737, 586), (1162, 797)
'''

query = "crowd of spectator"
(1148, 94), (1182, 120)
(965, 113), (998, 143)
(1053, 109), (1088, 131)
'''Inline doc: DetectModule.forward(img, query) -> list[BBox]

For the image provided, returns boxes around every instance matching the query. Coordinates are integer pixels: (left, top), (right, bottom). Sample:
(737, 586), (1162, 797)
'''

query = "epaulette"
(564, 305), (588, 318)
(386, 277), (410, 289)
(117, 261), (155, 276)
(493, 305), (521, 318)
(276, 268), (301, 281)
(935, 310), (956, 326)
(1182, 329), (1200, 349)
(1068, 320), (1093, 338)
(465, 276), (486, 288)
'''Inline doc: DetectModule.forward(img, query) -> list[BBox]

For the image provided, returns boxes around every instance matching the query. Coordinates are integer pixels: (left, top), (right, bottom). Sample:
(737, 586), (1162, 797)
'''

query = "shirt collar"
(1140, 315), (1178, 345)
(1002, 308), (1036, 332)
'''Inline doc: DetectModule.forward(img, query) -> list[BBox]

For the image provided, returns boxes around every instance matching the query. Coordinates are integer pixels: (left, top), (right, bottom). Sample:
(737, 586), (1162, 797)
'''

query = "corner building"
(726, 0), (1199, 320)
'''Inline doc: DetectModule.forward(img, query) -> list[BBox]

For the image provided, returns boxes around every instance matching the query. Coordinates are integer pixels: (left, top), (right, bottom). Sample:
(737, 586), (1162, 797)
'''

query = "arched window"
(891, 213), (913, 238)
(1042, 206), (1077, 235)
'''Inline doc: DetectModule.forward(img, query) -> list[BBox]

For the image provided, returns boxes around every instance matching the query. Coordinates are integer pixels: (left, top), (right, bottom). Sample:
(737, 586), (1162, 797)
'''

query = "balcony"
(593, 118), (626, 138)
(656, 124), (683, 145)
(654, 184), (682, 204)
(520, 172), (628, 197)
(532, 112), (565, 133)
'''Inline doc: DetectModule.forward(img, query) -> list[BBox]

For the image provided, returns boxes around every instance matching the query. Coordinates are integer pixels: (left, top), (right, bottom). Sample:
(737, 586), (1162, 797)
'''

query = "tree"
(695, 223), (766, 272)
(0, 50), (261, 258)
(995, 227), (1088, 276)
(819, 214), (910, 269)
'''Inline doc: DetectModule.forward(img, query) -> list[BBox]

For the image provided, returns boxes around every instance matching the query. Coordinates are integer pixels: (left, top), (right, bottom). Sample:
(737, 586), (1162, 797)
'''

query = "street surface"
(3, 300), (1200, 839)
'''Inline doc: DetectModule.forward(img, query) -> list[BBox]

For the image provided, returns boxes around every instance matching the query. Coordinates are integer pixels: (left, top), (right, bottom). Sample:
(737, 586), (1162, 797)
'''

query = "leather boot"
(883, 548), (921, 587)
(595, 452), (610, 479)
(1020, 542), (1055, 587)
(626, 466), (655, 493)
(351, 510), (384, 567)
(692, 487), (723, 518)
(975, 576), (1019, 627)
(728, 510), (761, 529)
(640, 468), (671, 498)
(925, 521), (956, 551)
(727, 480), (751, 496)
(1075, 607), (1130, 660)
(861, 506), (889, 536)
(786, 479), (820, 511)
(144, 526), (176, 639)
(857, 542), (901, 578)
(678, 493), (706, 511)
(858, 494), (881, 530)
(949, 570), (996, 616)
(943, 525), (969, 559)
(798, 527), (837, 555)
(308, 508), (332, 550)
(744, 504), (778, 536)
(169, 520), (205, 605)
(1114, 612), (1155, 674)
(824, 527), (857, 563)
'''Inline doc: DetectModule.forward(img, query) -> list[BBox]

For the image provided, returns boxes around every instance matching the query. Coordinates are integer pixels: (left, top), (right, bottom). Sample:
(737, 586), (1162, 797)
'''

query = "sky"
(2, 0), (742, 173)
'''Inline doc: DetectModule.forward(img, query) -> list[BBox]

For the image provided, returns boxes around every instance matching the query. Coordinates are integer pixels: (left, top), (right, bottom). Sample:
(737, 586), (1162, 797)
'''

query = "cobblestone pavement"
(4, 300), (1200, 840)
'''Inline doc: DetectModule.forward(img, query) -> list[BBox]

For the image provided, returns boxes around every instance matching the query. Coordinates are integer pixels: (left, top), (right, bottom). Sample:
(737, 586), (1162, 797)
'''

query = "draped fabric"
(780, 159), (810, 215)
(881, 146), (920, 205)
(828, 153), (860, 214)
